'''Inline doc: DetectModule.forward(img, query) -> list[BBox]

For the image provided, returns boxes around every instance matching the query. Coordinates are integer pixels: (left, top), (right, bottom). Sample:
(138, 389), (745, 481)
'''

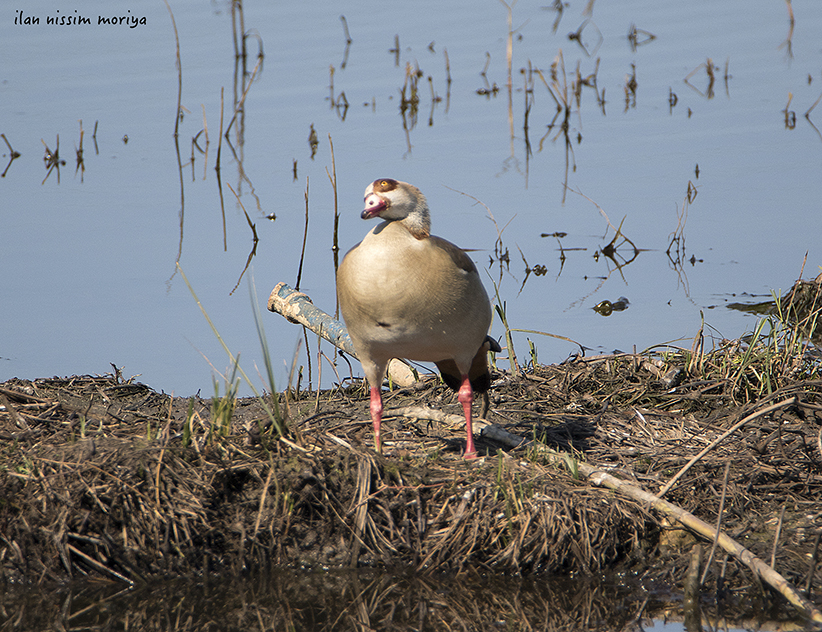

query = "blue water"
(2, 0), (821, 396)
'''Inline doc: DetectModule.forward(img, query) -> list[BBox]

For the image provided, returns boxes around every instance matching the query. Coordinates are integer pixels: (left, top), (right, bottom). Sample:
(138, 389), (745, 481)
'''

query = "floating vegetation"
(592, 296), (629, 316)
(729, 271), (822, 342)
(40, 134), (66, 185)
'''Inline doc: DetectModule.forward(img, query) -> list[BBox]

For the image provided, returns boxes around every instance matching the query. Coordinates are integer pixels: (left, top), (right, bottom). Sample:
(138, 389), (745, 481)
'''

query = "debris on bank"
(1, 340), (821, 624)
(2, 272), (822, 622)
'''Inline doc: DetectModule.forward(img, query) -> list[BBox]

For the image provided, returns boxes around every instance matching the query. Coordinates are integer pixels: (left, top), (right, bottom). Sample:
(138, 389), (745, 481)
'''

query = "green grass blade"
(176, 263), (286, 438)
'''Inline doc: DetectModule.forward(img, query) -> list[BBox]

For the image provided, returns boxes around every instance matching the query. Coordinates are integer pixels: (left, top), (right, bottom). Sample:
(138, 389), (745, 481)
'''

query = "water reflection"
(567, 19), (603, 58)
(683, 58), (725, 100)
(339, 16), (352, 70)
(533, 49), (592, 202)
(627, 25), (657, 53)
(0, 134), (20, 177)
(593, 296), (629, 317)
(666, 182), (700, 299)
(0, 569), (781, 631)
(168, 1), (266, 289)
(40, 134), (67, 185)
(2, 0), (821, 395)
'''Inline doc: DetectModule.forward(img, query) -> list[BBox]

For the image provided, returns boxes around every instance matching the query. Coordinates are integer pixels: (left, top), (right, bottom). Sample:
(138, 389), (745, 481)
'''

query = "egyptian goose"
(337, 178), (498, 458)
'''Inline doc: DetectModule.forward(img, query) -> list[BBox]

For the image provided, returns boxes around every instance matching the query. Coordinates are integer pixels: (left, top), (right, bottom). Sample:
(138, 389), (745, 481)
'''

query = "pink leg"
(369, 386), (384, 454)
(457, 375), (477, 459)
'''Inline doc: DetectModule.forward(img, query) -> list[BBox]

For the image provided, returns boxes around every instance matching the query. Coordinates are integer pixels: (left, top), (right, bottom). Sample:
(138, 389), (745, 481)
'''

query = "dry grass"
(1, 287), (821, 624)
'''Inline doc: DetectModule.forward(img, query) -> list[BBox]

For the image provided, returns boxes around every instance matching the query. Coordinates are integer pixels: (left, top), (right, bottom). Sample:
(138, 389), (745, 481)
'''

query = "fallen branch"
(267, 282), (415, 386)
(579, 458), (822, 625)
(67, 543), (133, 585)
(268, 282), (354, 354)
(383, 405), (822, 625)
(385, 406), (525, 448)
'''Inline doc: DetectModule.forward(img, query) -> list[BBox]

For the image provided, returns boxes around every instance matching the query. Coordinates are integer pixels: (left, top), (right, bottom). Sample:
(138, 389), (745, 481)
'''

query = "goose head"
(362, 178), (431, 238)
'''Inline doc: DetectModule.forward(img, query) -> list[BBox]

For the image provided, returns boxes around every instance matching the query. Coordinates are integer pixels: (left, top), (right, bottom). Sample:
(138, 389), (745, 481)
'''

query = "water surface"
(1, 0), (821, 395)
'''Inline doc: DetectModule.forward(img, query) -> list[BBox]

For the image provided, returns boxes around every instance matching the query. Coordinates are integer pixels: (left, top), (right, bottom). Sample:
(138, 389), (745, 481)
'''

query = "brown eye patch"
(373, 178), (398, 192)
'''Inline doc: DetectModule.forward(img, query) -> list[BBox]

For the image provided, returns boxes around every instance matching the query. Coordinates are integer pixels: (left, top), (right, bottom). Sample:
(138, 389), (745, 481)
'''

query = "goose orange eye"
(374, 178), (396, 192)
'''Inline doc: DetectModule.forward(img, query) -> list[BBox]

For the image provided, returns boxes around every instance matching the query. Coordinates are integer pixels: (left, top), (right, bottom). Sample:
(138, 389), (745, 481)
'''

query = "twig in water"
(226, 181), (259, 295)
(225, 55), (262, 138)
(778, 0), (795, 58)
(339, 15), (352, 69)
(296, 176), (310, 290)
(0, 133), (19, 157)
(498, 0), (519, 158)
(784, 93), (797, 129)
(200, 104), (210, 179)
(0, 133), (20, 177)
(163, 0), (182, 138)
(443, 47), (452, 112)
(804, 92), (822, 142)
(216, 87), (226, 249)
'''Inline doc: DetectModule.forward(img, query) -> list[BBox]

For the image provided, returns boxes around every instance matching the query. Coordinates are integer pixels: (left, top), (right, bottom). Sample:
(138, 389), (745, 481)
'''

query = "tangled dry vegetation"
(0, 370), (654, 583)
(1, 284), (822, 626)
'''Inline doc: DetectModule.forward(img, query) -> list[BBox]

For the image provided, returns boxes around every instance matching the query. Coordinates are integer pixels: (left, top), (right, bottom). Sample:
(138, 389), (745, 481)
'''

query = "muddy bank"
(1, 348), (821, 624)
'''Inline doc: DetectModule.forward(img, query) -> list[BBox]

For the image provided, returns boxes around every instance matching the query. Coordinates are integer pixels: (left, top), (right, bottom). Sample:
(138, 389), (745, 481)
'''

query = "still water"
(0, 568), (765, 631)
(4, 0), (819, 627)
(2, 1), (821, 398)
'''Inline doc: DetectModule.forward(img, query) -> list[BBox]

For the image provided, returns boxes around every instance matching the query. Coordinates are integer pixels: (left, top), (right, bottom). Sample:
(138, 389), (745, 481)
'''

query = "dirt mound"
(1, 345), (821, 621)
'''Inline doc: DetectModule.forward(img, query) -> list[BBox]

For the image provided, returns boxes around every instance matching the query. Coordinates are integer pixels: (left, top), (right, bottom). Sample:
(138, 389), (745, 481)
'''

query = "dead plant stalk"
(416, 406), (822, 624)
(658, 396), (797, 497)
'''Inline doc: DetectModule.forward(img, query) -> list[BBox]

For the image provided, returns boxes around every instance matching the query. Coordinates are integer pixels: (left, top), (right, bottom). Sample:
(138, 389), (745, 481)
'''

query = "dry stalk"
(349, 455), (374, 567)
(378, 403), (822, 623)
(699, 460), (730, 586)
(658, 397), (797, 497)
(579, 458), (822, 624)
(771, 503), (787, 570)
(253, 467), (273, 540)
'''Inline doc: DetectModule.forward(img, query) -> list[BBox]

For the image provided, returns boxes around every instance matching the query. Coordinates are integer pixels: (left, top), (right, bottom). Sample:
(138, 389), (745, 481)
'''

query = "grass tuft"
(176, 263), (287, 439)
